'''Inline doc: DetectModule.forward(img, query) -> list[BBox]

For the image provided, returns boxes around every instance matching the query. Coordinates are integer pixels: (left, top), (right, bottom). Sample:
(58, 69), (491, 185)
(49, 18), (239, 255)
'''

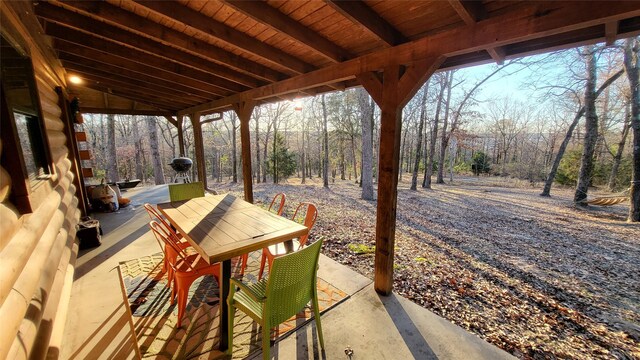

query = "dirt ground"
(216, 175), (639, 359)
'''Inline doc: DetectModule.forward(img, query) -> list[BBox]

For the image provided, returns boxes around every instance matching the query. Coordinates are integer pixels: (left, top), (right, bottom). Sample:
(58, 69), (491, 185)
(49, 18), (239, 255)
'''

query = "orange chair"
(149, 220), (221, 327)
(144, 203), (190, 284)
(258, 202), (317, 280)
(239, 193), (286, 275)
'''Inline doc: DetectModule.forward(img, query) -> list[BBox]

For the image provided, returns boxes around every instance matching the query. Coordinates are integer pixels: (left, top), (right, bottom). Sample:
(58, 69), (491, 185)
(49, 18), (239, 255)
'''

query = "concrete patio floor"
(62, 185), (513, 360)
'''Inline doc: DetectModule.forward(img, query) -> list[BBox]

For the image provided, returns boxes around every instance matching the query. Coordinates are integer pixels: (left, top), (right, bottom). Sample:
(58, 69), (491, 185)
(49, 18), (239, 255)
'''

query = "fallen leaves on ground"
(218, 176), (639, 359)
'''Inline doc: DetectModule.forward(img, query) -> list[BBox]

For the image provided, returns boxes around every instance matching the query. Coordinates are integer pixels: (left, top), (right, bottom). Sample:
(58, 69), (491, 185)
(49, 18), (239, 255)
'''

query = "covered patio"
(1, 1), (640, 359)
(64, 185), (513, 359)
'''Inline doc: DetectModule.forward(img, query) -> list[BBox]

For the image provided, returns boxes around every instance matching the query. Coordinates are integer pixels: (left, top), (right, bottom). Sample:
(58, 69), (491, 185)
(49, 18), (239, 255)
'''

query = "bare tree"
(146, 116), (165, 184)
(411, 82), (429, 190)
(131, 116), (144, 181)
(623, 37), (640, 222)
(359, 88), (374, 199)
(424, 73), (447, 188)
(437, 70), (455, 183)
(574, 46), (599, 203)
(322, 94), (329, 188)
(106, 114), (119, 182)
(608, 97), (631, 190)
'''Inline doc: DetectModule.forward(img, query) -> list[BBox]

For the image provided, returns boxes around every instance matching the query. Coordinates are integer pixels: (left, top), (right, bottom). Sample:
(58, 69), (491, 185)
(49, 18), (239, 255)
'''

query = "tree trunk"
(541, 68), (625, 196)
(231, 113), (238, 183)
(106, 114), (119, 182)
(351, 135), (358, 182)
(399, 128), (407, 181)
(437, 71), (453, 184)
(255, 112), (261, 184)
(359, 89), (374, 200)
(449, 137), (457, 182)
(574, 47), (599, 203)
(624, 38), (640, 222)
(424, 77), (446, 188)
(132, 116), (144, 181)
(609, 105), (631, 190)
(146, 116), (165, 185)
(411, 83), (428, 190)
(322, 94), (330, 188)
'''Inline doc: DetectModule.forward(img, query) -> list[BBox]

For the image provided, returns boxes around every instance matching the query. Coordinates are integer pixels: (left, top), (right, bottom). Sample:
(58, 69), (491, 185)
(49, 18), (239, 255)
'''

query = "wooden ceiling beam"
(222, 0), (353, 63)
(179, 1), (640, 115)
(51, 34), (232, 97)
(58, 53), (217, 101)
(448, 0), (486, 25)
(131, 0), (314, 75)
(81, 108), (175, 116)
(36, 2), (270, 88)
(326, 0), (407, 46)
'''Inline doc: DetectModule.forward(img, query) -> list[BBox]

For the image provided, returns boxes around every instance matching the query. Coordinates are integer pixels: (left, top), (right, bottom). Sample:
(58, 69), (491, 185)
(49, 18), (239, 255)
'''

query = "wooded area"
(85, 40), (640, 221)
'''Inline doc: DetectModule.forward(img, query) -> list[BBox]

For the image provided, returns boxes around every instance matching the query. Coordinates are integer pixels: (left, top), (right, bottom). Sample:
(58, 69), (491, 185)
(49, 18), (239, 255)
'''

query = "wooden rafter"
(130, 0), (314, 75)
(51, 35), (231, 97)
(222, 0), (353, 63)
(81, 108), (174, 116)
(37, 2), (275, 86)
(81, 82), (180, 111)
(605, 21), (619, 45)
(326, 0), (407, 46)
(448, 0), (485, 25)
(179, 1), (640, 115)
(447, 0), (507, 64)
(60, 59), (212, 103)
(69, 72), (198, 108)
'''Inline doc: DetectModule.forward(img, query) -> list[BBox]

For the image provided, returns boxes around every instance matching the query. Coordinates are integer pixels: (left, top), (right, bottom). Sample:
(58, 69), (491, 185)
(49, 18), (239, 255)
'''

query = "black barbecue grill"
(169, 157), (193, 183)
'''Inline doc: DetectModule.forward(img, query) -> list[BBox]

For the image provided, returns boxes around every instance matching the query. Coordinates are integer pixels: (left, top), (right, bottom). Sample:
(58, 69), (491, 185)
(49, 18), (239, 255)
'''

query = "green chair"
(227, 239), (325, 360)
(168, 181), (205, 202)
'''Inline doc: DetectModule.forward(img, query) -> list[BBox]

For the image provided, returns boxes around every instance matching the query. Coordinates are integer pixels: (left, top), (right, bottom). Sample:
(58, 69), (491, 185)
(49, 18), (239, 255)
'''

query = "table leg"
(219, 259), (231, 351)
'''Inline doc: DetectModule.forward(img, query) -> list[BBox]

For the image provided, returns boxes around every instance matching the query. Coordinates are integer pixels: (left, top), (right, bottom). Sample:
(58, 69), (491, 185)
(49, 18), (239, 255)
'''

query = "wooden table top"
(156, 194), (309, 264)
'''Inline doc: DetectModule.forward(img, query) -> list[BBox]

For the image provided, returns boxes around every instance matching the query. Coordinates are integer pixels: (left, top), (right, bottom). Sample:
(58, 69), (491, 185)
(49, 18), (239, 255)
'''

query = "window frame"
(1, 32), (55, 214)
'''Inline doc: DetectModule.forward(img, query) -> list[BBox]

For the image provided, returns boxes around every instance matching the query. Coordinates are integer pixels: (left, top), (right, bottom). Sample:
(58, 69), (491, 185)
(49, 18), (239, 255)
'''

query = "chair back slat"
(148, 221), (196, 271)
(292, 203), (317, 248)
(265, 239), (322, 326)
(268, 193), (286, 216)
(168, 182), (205, 202)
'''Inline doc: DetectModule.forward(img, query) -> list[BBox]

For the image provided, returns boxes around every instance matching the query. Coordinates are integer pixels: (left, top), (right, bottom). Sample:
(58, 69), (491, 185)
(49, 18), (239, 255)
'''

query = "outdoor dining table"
(156, 193), (309, 351)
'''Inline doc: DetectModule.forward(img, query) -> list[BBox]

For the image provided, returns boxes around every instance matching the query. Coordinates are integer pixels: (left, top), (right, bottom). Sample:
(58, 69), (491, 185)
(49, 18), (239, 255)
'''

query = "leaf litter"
(221, 176), (639, 359)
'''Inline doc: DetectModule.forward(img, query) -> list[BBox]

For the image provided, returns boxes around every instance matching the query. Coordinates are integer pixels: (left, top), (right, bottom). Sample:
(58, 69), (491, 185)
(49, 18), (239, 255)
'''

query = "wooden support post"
(190, 112), (207, 190)
(358, 57), (444, 295)
(176, 115), (185, 157)
(233, 99), (255, 203)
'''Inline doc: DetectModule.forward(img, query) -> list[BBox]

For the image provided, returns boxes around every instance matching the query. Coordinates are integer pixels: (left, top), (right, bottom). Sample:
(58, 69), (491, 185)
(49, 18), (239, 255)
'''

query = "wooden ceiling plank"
(60, 59), (212, 103)
(222, 0), (352, 63)
(51, 34), (232, 97)
(37, 2), (275, 87)
(448, 0), (486, 25)
(325, 0), (407, 46)
(130, 0), (314, 75)
(179, 1), (640, 115)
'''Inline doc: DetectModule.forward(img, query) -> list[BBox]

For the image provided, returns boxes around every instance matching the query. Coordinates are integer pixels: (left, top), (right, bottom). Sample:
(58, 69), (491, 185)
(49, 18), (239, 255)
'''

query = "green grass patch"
(347, 243), (376, 255)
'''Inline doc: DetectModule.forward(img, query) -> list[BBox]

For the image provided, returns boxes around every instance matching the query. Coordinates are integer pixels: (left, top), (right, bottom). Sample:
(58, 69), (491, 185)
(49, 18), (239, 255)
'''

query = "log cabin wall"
(1, 2), (80, 359)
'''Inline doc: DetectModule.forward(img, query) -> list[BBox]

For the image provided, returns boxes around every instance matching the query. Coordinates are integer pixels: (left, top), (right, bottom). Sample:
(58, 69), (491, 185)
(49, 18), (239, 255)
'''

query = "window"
(1, 33), (53, 213)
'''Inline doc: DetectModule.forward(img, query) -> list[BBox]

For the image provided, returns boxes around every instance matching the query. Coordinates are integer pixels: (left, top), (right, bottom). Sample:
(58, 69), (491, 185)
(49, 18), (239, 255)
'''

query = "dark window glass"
(1, 34), (51, 183)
